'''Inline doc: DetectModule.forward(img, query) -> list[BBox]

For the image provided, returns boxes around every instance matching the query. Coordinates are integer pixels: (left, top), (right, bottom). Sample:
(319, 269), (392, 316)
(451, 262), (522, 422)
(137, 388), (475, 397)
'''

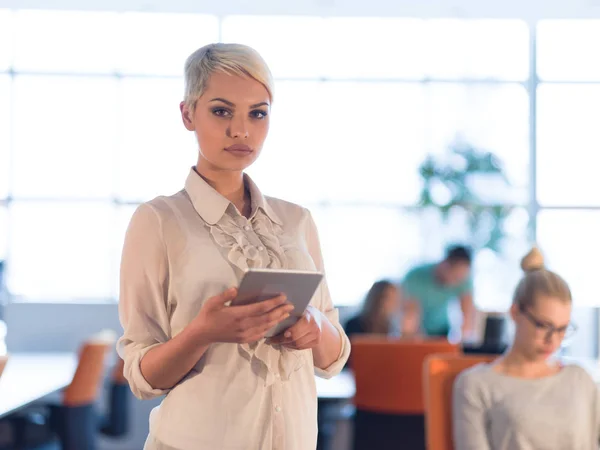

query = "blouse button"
(258, 246), (265, 252)
(275, 406), (282, 413)
(244, 225), (251, 231)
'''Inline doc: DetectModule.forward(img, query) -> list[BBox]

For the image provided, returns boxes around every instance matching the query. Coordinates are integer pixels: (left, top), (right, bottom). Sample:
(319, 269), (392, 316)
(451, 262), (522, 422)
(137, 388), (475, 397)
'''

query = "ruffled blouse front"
(208, 208), (306, 386)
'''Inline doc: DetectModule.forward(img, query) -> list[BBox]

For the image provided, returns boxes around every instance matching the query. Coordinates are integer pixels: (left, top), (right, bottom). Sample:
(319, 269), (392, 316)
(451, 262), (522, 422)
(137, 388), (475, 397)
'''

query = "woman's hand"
(267, 305), (323, 350)
(192, 288), (294, 344)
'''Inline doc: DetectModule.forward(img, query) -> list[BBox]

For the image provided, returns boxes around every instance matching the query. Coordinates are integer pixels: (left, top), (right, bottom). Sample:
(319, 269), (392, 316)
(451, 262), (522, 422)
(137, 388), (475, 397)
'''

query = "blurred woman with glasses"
(452, 246), (599, 450)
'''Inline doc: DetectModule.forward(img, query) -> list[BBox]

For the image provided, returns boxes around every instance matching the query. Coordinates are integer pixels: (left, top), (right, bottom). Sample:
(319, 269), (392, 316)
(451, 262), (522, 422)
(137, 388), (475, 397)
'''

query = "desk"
(0, 353), (77, 419)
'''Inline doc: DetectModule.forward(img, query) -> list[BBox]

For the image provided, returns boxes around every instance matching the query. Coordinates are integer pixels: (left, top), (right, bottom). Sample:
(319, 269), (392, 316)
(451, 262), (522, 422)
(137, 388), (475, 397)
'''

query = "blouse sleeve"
(304, 210), (351, 379)
(116, 203), (172, 400)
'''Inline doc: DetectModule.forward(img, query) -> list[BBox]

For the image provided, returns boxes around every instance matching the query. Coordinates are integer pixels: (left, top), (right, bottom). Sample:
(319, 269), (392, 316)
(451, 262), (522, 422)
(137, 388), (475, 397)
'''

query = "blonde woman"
(117, 43), (350, 450)
(453, 247), (600, 450)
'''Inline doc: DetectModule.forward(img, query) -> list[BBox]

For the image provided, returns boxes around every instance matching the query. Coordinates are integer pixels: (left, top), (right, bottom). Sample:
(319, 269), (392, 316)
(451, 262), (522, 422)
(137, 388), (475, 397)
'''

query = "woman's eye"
(213, 108), (231, 117)
(251, 109), (268, 119)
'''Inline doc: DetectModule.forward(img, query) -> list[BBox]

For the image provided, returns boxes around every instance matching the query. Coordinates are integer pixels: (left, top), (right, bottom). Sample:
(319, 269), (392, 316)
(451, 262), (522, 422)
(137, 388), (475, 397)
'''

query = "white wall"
(1, 0), (600, 19)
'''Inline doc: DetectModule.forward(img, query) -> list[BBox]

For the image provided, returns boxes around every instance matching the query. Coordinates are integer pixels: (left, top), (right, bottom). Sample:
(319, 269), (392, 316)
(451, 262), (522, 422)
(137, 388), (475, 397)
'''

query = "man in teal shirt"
(401, 246), (475, 338)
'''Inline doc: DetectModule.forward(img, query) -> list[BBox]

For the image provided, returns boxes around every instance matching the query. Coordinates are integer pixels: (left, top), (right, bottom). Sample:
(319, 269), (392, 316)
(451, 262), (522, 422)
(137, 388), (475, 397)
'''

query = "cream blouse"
(117, 168), (351, 450)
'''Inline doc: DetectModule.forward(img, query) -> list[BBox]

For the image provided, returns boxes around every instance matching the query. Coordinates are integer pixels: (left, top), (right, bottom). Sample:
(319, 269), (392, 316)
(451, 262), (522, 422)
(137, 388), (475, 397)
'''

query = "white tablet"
(232, 268), (324, 338)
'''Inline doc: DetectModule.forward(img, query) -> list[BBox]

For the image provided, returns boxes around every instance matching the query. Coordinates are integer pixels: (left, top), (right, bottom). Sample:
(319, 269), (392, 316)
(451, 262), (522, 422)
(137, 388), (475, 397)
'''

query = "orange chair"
(350, 337), (460, 450)
(63, 341), (112, 406)
(423, 353), (496, 450)
(13, 340), (113, 450)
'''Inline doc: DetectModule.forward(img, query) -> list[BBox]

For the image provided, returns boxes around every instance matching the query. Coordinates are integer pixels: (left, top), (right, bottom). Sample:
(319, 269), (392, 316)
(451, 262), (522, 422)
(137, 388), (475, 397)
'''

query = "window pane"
(13, 10), (117, 73)
(249, 81), (426, 205)
(12, 76), (117, 199)
(538, 20), (600, 81)
(0, 9), (13, 71)
(472, 207), (530, 311)
(537, 84), (600, 206)
(537, 210), (600, 307)
(7, 202), (113, 300)
(117, 13), (219, 76)
(310, 206), (421, 306)
(319, 82), (426, 203)
(426, 20), (529, 80)
(0, 74), (9, 199)
(221, 16), (325, 79)
(427, 83), (529, 202)
(322, 18), (425, 79)
(0, 207), (7, 260)
(117, 78), (195, 202)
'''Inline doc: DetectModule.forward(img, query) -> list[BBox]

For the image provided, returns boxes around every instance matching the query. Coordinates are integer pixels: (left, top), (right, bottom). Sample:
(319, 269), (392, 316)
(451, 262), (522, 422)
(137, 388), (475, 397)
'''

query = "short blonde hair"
(513, 246), (572, 308)
(183, 43), (274, 112)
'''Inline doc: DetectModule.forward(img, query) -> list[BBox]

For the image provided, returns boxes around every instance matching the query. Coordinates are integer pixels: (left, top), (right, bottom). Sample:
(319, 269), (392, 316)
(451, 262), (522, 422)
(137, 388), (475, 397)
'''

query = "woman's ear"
(180, 101), (195, 131)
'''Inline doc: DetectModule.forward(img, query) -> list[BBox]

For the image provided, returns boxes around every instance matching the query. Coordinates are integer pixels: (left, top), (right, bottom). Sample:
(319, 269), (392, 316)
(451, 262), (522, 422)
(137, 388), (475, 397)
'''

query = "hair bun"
(521, 246), (545, 272)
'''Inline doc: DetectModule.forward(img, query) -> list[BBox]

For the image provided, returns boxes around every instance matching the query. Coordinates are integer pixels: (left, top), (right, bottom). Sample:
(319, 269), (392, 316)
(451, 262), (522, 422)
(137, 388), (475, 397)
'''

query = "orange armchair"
(350, 337), (459, 450)
(423, 353), (496, 450)
(351, 337), (459, 414)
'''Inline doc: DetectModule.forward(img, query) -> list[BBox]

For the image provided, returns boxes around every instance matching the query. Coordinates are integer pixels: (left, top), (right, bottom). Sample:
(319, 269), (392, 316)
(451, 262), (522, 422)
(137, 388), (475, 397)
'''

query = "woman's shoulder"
(264, 196), (311, 224)
(127, 191), (191, 236)
(560, 362), (597, 387)
(141, 191), (189, 218)
(454, 362), (496, 391)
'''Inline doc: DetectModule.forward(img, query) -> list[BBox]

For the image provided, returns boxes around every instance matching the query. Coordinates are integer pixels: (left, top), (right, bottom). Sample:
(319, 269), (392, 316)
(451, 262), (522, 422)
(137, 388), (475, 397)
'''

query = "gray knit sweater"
(453, 363), (600, 450)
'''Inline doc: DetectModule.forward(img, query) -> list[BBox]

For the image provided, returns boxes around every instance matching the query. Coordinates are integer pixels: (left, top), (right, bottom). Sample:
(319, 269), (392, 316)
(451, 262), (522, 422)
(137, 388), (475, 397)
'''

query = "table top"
(0, 353), (77, 418)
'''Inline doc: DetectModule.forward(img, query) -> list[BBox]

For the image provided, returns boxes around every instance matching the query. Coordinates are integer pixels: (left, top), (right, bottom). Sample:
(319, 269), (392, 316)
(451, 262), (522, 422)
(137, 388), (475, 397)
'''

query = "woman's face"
(511, 295), (572, 361)
(381, 285), (401, 316)
(180, 71), (271, 174)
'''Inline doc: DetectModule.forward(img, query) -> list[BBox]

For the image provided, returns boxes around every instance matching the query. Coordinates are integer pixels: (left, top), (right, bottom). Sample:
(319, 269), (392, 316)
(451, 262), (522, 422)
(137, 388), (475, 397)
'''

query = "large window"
(236, 17), (530, 310)
(536, 20), (600, 308)
(0, 10), (218, 302)
(0, 9), (590, 312)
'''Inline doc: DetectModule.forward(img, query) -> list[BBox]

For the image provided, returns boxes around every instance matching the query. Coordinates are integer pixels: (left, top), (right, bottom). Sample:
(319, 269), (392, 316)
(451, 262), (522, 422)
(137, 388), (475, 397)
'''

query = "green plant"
(417, 142), (514, 252)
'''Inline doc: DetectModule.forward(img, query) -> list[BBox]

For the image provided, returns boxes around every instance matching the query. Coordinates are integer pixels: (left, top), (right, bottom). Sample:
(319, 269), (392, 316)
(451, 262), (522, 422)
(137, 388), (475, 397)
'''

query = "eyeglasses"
(519, 306), (578, 341)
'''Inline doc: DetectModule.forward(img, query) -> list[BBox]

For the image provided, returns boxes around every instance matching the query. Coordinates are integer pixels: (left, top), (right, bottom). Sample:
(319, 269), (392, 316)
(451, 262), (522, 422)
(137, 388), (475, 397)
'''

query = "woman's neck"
(194, 165), (250, 217)
(496, 347), (558, 378)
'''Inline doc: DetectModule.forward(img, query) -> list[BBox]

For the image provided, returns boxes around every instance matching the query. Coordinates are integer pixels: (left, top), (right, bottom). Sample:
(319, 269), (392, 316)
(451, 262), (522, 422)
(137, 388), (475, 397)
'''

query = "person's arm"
(117, 203), (178, 400)
(594, 378), (600, 444)
(304, 211), (350, 373)
(398, 275), (423, 337)
(269, 210), (350, 376)
(400, 295), (421, 337)
(452, 372), (492, 450)
(118, 204), (292, 398)
(140, 289), (291, 391)
(460, 292), (476, 338)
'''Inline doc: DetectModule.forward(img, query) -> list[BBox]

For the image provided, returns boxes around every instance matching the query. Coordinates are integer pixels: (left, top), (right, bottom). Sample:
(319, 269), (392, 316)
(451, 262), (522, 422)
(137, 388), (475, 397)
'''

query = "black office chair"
(99, 358), (129, 438)
(463, 313), (508, 355)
